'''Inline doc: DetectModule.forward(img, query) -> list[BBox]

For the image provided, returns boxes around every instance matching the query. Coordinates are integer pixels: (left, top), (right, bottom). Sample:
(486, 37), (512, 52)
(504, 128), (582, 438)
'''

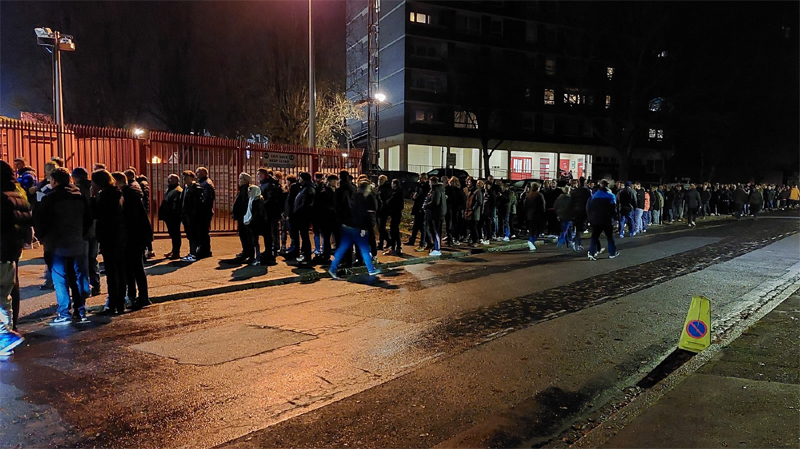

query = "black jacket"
(412, 182), (430, 215)
(35, 184), (92, 257)
(569, 186), (591, 221)
(94, 187), (126, 250)
(335, 179), (357, 226)
(377, 183), (393, 217)
(198, 176), (216, 218)
(158, 185), (183, 223)
(685, 189), (702, 209)
(285, 182), (300, 217)
(260, 178), (282, 219)
(181, 182), (205, 226)
(232, 184), (250, 221)
(1, 187), (32, 262)
(387, 188), (405, 218)
(292, 183), (315, 221)
(424, 183), (446, 219)
(122, 185), (153, 248)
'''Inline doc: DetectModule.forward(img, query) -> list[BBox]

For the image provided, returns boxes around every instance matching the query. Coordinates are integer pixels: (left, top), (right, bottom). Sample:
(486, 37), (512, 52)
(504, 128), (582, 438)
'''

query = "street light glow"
(342, 152), (349, 158)
(133, 128), (145, 137)
(374, 92), (386, 103)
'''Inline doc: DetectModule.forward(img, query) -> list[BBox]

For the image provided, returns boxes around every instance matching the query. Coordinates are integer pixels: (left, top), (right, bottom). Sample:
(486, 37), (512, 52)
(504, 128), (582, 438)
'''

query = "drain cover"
(131, 323), (315, 365)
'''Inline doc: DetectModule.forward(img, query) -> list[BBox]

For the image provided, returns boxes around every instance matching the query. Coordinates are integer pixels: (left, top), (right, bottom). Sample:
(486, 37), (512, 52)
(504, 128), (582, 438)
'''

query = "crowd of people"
(2, 155), (800, 356)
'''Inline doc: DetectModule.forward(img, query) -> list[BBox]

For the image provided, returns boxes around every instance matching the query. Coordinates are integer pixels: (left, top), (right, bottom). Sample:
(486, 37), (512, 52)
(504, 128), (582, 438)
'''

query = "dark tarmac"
(1, 212), (798, 448)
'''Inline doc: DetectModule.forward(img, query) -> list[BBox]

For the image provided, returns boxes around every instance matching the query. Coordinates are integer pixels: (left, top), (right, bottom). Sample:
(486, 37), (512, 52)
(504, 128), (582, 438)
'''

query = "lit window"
(544, 89), (555, 105)
(409, 12), (430, 24)
(606, 67), (615, 80)
(605, 95), (611, 109)
(657, 129), (664, 140)
(563, 88), (583, 106)
(657, 50), (668, 58)
(545, 59), (556, 76)
(454, 110), (478, 129)
(648, 128), (656, 139)
(413, 110), (435, 123)
(648, 128), (664, 140)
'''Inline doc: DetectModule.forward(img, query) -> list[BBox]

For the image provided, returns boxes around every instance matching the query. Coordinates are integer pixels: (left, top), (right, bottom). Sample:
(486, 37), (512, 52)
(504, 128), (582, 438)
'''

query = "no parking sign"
(679, 296), (711, 353)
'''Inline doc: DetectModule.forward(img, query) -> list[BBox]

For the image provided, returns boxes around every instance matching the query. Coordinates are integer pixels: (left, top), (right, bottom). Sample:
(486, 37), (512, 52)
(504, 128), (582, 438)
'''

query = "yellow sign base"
(679, 295), (711, 353)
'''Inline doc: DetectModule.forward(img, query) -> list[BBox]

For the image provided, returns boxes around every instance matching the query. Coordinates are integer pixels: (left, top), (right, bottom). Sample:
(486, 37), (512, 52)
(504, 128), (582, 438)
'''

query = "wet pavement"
(1, 212), (798, 448)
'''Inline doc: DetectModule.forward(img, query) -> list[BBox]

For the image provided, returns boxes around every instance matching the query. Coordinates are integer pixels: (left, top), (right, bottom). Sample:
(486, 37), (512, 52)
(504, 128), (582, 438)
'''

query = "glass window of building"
(605, 95), (611, 109)
(456, 14), (482, 34)
(490, 18), (504, 36)
(454, 111), (478, 129)
(545, 59), (556, 76)
(544, 89), (555, 105)
(543, 114), (555, 134)
(522, 112), (536, 130)
(607, 67), (615, 80)
(409, 12), (431, 24)
(526, 23), (537, 43)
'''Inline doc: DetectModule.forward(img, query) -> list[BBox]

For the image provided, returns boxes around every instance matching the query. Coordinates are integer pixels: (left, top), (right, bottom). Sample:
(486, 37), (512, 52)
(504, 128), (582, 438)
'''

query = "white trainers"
(609, 251), (621, 259)
(481, 239), (491, 245)
(587, 252), (597, 261)
(181, 254), (197, 262)
(502, 237), (509, 242)
(429, 250), (442, 256)
(527, 241), (536, 251)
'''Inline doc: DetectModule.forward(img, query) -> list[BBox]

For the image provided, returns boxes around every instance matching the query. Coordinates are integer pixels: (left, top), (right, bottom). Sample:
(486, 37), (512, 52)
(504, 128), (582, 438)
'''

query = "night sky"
(1, 1), (798, 180)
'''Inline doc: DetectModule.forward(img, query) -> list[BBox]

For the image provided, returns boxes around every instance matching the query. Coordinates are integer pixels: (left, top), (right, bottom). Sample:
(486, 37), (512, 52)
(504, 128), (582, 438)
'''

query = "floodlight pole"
(308, 0), (316, 149)
(51, 31), (67, 159)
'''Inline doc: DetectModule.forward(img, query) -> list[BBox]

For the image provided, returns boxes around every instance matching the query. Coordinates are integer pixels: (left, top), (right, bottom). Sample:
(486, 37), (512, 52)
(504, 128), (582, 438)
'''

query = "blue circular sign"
(686, 320), (708, 339)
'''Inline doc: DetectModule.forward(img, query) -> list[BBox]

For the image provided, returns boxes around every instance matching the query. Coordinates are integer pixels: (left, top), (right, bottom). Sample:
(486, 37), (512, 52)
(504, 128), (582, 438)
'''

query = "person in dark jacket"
(180, 171), (204, 262)
(314, 174), (338, 262)
(244, 185), (268, 264)
(482, 180), (498, 241)
(663, 185), (675, 223)
(465, 178), (484, 245)
(568, 177), (591, 250)
(292, 172), (315, 265)
(423, 176), (447, 256)
(334, 171), (357, 267)
(748, 185), (764, 220)
(72, 167), (101, 295)
(446, 177), (466, 244)
(587, 180), (619, 260)
(114, 172), (152, 310)
(525, 182), (546, 251)
(35, 167), (93, 324)
(384, 178), (405, 256)
(376, 175), (392, 250)
(311, 173), (327, 257)
(554, 186), (572, 248)
(136, 174), (155, 259)
(257, 169), (280, 259)
(158, 174), (183, 259)
(684, 184), (702, 227)
(496, 183), (510, 242)
(92, 170), (127, 314)
(328, 180), (380, 279)
(700, 184), (711, 218)
(407, 173), (430, 248)
(543, 180), (563, 236)
(283, 175), (300, 257)
(673, 184), (685, 222)
(195, 167), (215, 258)
(1, 160), (31, 354)
(617, 182), (636, 237)
(231, 172), (254, 262)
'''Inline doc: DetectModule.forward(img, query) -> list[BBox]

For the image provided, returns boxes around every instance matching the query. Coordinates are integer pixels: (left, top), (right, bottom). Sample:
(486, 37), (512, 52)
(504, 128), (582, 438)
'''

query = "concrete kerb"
(83, 238), (553, 312)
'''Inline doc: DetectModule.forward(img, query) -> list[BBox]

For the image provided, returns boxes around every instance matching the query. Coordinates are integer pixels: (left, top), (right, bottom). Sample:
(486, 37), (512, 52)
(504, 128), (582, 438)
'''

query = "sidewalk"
(15, 233), (551, 324)
(595, 291), (800, 448)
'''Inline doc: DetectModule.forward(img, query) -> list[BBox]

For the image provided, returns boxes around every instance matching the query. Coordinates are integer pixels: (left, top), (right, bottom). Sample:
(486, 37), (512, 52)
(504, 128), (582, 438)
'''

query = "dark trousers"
(389, 214), (402, 252)
(87, 238), (100, 289)
(573, 218), (585, 247)
(589, 224), (616, 256)
(320, 218), (333, 259)
(409, 211), (429, 245)
(166, 219), (182, 255)
(257, 224), (274, 261)
(377, 215), (390, 248)
(103, 248), (126, 312)
(468, 218), (479, 243)
(294, 217), (312, 260)
(184, 222), (199, 256)
(426, 217), (442, 251)
(124, 244), (148, 301)
(269, 218), (280, 252)
(197, 216), (213, 256)
(687, 207), (699, 224)
(237, 219), (254, 257)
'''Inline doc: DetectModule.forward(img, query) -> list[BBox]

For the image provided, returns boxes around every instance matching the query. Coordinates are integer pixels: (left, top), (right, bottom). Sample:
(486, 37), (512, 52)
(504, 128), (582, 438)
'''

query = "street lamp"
(35, 27), (75, 160)
(308, 0), (315, 149)
(133, 128), (145, 137)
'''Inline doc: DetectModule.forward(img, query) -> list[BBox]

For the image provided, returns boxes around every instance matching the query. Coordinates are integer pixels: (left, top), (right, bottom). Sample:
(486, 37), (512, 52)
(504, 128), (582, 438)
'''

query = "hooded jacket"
(424, 182), (447, 219)
(465, 186), (483, 221)
(1, 162), (32, 262)
(587, 188), (617, 226)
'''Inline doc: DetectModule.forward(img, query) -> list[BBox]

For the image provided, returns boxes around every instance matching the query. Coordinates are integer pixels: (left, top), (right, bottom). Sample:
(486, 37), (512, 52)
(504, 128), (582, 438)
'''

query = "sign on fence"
(260, 152), (296, 168)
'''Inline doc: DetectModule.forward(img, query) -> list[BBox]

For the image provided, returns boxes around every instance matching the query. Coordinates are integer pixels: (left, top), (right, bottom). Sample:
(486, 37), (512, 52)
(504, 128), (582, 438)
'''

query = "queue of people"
(2, 155), (799, 357)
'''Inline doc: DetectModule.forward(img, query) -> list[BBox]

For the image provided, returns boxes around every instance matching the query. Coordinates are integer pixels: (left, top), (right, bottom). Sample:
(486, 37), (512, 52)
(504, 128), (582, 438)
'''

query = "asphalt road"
(1, 213), (798, 448)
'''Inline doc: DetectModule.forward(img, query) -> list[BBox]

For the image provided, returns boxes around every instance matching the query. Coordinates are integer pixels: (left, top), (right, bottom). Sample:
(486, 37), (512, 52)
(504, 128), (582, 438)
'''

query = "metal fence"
(0, 118), (363, 233)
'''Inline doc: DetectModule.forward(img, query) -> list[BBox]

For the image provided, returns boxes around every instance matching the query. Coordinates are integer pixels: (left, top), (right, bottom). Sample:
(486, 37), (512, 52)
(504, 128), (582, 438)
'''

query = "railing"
(0, 118), (363, 233)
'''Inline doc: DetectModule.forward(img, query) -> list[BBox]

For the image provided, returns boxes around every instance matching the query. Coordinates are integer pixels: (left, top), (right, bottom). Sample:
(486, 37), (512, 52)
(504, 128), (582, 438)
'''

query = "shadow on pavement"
(145, 262), (187, 276)
(231, 265), (268, 280)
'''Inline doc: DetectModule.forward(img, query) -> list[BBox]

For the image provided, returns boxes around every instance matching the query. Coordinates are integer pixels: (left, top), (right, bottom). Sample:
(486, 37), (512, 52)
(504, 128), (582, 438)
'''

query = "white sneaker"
(296, 255), (305, 263)
(481, 240), (491, 245)
(587, 251), (597, 261)
(609, 251), (621, 259)
(429, 250), (442, 256)
(181, 254), (197, 262)
(527, 241), (536, 251)
(598, 248), (606, 256)
(502, 237), (509, 242)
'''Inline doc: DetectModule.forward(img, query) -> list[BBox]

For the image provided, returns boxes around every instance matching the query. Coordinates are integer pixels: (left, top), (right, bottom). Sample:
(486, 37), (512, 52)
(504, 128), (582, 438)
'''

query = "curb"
(82, 238), (554, 312)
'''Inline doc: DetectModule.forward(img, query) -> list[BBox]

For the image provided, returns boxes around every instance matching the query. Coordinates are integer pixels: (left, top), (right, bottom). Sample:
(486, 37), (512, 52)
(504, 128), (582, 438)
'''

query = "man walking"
(34, 167), (92, 324)
(587, 180), (620, 260)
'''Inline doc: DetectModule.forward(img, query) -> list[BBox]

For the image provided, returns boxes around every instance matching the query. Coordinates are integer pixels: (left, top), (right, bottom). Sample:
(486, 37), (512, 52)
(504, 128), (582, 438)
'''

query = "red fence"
(0, 118), (363, 233)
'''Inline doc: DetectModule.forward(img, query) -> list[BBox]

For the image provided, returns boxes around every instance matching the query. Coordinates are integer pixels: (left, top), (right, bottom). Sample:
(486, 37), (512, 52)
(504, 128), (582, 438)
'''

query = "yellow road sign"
(679, 295), (711, 353)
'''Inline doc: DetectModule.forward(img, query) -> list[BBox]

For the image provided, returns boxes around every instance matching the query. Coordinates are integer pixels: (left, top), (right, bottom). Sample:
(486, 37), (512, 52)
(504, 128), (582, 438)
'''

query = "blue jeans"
(330, 226), (376, 274)
(558, 220), (573, 246)
(642, 211), (649, 231)
(51, 252), (90, 319)
(634, 208), (643, 234)
(503, 213), (511, 238)
(620, 211), (635, 236)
